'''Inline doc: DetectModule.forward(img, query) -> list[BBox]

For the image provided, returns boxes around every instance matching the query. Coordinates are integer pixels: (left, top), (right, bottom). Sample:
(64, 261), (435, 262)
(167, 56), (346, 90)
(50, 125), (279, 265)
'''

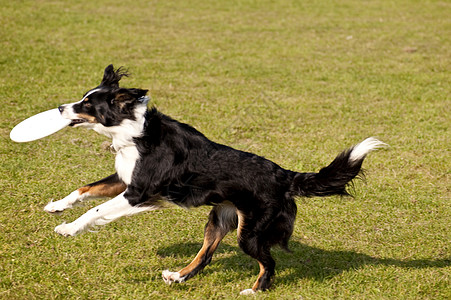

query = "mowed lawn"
(0, 0), (449, 299)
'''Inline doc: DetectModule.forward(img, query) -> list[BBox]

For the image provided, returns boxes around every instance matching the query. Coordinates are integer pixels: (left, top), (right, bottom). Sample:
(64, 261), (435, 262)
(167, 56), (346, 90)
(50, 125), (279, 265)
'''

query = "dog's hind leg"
(44, 173), (126, 213)
(236, 204), (296, 295)
(162, 203), (238, 284)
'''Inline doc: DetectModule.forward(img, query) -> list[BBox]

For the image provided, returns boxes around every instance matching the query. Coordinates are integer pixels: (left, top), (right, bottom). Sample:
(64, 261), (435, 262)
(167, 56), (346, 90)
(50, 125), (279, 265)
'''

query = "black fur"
(64, 64), (148, 127)
(124, 95), (365, 291)
(64, 65), (380, 293)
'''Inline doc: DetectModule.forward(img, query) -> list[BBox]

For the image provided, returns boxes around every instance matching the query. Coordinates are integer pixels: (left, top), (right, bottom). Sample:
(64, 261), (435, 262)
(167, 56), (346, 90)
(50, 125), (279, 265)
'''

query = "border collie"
(44, 65), (385, 295)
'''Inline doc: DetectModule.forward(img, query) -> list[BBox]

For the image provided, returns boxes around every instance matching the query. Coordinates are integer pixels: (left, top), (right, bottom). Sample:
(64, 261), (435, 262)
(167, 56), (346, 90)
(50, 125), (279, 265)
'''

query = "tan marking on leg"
(78, 182), (126, 198)
(78, 186), (91, 195)
(237, 210), (245, 241)
(177, 222), (222, 277)
(251, 261), (266, 291)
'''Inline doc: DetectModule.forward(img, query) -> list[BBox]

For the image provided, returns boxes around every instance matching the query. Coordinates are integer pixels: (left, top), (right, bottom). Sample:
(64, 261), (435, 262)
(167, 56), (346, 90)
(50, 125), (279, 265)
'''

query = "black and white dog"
(44, 65), (385, 295)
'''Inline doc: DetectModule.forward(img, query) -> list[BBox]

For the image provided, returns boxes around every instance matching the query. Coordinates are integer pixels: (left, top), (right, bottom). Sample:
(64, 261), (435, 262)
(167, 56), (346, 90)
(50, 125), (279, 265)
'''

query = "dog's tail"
(290, 138), (386, 197)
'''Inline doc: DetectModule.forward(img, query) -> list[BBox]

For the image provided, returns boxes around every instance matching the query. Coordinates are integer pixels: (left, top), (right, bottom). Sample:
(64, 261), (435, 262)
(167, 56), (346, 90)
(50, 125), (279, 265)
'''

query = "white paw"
(45, 191), (82, 213)
(240, 289), (256, 295)
(54, 222), (80, 237)
(162, 270), (186, 284)
(44, 200), (71, 213)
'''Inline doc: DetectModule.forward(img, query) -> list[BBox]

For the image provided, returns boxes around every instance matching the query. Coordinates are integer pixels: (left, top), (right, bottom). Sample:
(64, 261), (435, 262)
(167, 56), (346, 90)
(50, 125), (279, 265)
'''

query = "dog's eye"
(84, 102), (92, 108)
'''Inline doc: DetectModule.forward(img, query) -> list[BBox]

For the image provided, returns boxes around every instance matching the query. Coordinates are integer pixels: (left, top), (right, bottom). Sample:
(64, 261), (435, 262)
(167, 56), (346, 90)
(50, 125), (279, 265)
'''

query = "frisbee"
(10, 108), (71, 142)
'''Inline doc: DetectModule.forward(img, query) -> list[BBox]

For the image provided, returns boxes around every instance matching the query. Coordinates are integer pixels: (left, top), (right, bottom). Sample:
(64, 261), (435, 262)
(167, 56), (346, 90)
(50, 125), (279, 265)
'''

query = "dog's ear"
(100, 64), (129, 88)
(113, 88), (149, 107)
(127, 88), (148, 99)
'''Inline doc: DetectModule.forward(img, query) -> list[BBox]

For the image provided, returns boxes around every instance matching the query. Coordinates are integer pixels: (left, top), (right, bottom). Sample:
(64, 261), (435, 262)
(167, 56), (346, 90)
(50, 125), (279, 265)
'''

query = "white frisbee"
(10, 108), (71, 142)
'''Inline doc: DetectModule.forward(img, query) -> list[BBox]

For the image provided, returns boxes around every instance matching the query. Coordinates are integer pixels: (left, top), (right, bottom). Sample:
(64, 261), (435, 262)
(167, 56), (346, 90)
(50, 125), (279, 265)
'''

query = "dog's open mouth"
(69, 119), (87, 126)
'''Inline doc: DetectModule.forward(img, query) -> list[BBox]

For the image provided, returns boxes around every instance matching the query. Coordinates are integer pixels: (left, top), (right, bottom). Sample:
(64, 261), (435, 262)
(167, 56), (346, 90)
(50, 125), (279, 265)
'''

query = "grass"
(0, 0), (449, 298)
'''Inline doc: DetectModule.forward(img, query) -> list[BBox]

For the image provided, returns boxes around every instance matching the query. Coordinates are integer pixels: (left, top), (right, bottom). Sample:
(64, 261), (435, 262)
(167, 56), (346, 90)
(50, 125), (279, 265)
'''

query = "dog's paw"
(240, 289), (257, 295)
(54, 222), (80, 237)
(45, 191), (82, 213)
(44, 200), (71, 213)
(162, 270), (186, 285)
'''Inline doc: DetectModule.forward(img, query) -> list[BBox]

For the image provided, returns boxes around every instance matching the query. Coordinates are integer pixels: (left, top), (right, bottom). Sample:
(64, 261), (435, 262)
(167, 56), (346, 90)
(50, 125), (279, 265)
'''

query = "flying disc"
(10, 108), (71, 142)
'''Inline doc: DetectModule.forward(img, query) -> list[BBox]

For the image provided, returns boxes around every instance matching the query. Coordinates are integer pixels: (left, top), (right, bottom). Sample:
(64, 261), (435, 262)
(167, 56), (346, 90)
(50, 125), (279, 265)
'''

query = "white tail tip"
(349, 137), (387, 162)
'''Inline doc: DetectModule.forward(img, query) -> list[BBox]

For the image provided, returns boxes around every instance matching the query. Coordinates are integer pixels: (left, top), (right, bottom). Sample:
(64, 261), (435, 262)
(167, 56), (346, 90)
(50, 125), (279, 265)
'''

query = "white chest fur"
(91, 103), (147, 186)
(115, 145), (140, 185)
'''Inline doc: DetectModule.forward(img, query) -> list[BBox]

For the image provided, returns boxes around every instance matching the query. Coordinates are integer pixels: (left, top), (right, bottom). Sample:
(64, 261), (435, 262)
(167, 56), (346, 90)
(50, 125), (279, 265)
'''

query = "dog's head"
(59, 64), (149, 129)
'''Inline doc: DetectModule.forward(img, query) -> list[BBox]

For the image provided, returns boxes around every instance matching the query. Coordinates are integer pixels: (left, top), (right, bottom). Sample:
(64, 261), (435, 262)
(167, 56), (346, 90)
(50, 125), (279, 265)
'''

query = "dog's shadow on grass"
(157, 240), (450, 284)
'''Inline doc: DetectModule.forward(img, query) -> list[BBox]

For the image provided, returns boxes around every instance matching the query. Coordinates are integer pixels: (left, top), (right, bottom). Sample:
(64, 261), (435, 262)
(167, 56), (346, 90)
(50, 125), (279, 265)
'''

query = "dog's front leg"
(54, 191), (158, 237)
(44, 173), (126, 213)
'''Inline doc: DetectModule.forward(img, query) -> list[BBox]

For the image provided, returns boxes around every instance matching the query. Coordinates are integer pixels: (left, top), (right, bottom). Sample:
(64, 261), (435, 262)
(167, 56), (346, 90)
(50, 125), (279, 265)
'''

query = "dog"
(44, 64), (385, 295)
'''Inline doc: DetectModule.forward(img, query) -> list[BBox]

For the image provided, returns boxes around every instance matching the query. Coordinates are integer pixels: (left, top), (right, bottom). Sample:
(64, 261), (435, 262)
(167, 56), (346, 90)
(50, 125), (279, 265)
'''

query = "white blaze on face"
(80, 88), (102, 101)
(59, 88), (103, 127)
(60, 88), (102, 118)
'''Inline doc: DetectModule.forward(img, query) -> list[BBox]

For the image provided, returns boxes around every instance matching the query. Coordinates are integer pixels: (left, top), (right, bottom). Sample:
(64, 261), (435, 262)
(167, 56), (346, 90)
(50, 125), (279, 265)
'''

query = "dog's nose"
(58, 105), (65, 113)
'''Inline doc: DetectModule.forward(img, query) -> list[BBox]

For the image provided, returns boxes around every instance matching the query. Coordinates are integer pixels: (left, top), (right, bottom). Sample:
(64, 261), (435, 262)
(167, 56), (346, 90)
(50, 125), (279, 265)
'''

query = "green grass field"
(0, 0), (449, 298)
